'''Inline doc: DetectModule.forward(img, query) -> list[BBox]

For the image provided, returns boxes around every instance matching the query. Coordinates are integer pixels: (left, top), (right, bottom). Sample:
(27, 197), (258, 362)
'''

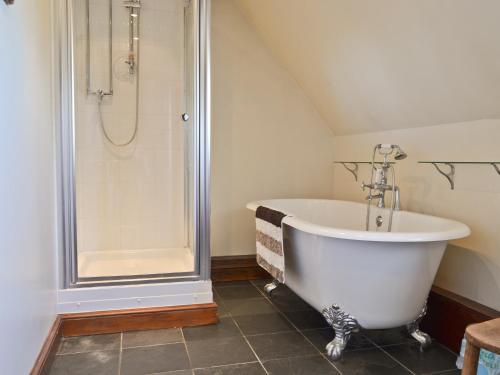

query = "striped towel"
(255, 206), (291, 283)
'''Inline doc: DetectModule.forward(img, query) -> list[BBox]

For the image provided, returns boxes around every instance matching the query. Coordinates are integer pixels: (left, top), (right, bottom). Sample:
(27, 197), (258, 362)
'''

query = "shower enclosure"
(57, 0), (210, 290)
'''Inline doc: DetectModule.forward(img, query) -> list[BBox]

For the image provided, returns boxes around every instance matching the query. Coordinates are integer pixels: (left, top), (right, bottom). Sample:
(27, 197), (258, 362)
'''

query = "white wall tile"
(74, 0), (188, 253)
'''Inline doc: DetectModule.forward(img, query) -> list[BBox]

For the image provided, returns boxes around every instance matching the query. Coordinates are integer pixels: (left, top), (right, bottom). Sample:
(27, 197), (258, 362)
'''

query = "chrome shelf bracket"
(491, 163), (500, 175)
(431, 162), (455, 190)
(340, 162), (359, 182)
(419, 161), (500, 190)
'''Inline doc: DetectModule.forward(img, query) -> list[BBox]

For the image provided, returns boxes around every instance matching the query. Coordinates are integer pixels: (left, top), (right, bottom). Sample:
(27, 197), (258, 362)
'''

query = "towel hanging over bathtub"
(255, 206), (291, 283)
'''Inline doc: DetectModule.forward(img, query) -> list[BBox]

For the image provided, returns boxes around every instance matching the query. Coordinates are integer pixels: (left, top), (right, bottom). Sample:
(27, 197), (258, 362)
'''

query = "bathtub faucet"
(362, 183), (401, 210)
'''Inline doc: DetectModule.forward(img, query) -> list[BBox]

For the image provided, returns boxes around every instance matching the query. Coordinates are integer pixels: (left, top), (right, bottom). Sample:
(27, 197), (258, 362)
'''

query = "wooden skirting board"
(31, 303), (218, 375)
(211, 254), (500, 353)
(61, 303), (218, 337)
(422, 286), (499, 353)
(30, 316), (63, 375)
(212, 255), (269, 282)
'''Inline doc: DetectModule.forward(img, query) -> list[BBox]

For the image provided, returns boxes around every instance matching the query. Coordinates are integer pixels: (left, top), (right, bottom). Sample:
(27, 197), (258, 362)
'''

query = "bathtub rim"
(247, 199), (470, 243)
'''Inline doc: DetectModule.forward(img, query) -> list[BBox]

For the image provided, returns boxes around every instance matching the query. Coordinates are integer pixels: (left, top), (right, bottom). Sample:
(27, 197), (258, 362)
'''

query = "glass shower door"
(67, 0), (203, 284)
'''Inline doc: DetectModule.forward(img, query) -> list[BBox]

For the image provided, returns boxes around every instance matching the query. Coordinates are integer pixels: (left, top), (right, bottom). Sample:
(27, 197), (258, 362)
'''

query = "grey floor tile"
(268, 289), (314, 313)
(213, 290), (230, 318)
(283, 310), (329, 330)
(49, 350), (119, 375)
(186, 335), (257, 368)
(121, 343), (190, 375)
(363, 327), (415, 346)
(57, 333), (121, 354)
(122, 328), (183, 348)
(183, 317), (241, 342)
(263, 355), (340, 374)
(302, 328), (375, 353)
(194, 362), (266, 375)
(383, 342), (458, 374)
(217, 304), (230, 318)
(246, 331), (317, 361)
(331, 347), (412, 375)
(223, 298), (278, 317)
(153, 371), (194, 375)
(233, 312), (294, 335)
(215, 285), (263, 300)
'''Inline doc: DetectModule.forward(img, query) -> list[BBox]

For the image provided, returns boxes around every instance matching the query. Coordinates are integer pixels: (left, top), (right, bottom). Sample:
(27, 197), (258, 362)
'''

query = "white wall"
(0, 0), (58, 373)
(236, 0), (500, 135)
(73, 0), (187, 253)
(211, 0), (335, 256)
(333, 120), (500, 310)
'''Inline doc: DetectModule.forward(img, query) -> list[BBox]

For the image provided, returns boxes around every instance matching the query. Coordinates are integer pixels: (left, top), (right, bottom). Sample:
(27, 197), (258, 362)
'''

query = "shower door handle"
(181, 113), (190, 122)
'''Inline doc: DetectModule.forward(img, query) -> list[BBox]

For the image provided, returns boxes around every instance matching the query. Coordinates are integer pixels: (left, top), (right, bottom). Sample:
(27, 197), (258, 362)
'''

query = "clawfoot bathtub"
(247, 199), (470, 360)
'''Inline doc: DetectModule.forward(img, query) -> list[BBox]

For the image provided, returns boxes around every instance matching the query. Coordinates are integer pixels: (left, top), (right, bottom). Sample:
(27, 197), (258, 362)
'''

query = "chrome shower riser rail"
(86, 0), (113, 97)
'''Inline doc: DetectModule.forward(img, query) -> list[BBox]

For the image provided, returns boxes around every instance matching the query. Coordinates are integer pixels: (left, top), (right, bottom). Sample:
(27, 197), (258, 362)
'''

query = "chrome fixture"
(394, 147), (408, 160)
(264, 279), (280, 296)
(123, 0), (141, 75)
(334, 161), (395, 182)
(322, 304), (360, 361)
(363, 144), (407, 231)
(86, 0), (140, 147)
(418, 161), (500, 190)
(407, 301), (432, 350)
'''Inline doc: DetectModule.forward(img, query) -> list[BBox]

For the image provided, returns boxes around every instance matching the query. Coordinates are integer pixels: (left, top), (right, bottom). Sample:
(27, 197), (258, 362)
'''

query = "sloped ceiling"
(235, 0), (500, 135)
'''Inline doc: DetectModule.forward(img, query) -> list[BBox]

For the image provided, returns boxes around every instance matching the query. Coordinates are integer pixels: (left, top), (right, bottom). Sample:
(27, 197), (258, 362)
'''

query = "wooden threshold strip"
(61, 302), (218, 337)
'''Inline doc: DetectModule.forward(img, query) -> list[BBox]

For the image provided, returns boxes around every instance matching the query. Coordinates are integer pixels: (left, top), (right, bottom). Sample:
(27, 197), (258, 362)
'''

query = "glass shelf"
(418, 161), (500, 164)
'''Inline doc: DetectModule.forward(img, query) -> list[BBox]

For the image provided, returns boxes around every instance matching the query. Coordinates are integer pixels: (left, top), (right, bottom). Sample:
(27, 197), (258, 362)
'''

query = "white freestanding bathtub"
(247, 199), (470, 359)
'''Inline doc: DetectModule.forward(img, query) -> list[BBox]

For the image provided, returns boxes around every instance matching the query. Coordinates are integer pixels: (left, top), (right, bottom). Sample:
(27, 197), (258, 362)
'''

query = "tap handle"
(361, 182), (373, 191)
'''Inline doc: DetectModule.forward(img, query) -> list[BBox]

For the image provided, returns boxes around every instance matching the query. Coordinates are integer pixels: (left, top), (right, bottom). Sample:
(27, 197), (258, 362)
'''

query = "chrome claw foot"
(407, 300), (432, 351)
(409, 329), (432, 350)
(322, 304), (360, 361)
(264, 279), (279, 296)
(325, 336), (347, 360)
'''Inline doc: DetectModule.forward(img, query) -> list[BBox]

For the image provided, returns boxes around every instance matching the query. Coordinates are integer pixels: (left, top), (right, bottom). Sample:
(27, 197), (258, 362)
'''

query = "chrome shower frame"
(54, 0), (212, 288)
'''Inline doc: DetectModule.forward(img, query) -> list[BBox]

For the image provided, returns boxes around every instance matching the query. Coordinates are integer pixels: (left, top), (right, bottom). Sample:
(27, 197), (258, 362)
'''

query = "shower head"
(394, 146), (407, 160)
(376, 144), (407, 161)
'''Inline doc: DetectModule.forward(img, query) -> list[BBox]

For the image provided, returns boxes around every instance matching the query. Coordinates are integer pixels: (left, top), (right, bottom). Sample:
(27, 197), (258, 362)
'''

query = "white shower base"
(78, 247), (194, 278)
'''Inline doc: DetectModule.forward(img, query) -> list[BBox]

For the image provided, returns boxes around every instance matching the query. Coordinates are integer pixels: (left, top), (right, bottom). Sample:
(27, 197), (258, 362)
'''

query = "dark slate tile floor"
(48, 280), (460, 375)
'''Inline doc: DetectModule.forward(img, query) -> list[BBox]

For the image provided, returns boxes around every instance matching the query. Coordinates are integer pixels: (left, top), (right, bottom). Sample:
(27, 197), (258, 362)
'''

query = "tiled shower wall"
(73, 0), (188, 252)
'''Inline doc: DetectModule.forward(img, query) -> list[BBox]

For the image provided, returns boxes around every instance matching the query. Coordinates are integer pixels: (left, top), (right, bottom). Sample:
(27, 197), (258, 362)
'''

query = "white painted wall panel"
(0, 1), (58, 373)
